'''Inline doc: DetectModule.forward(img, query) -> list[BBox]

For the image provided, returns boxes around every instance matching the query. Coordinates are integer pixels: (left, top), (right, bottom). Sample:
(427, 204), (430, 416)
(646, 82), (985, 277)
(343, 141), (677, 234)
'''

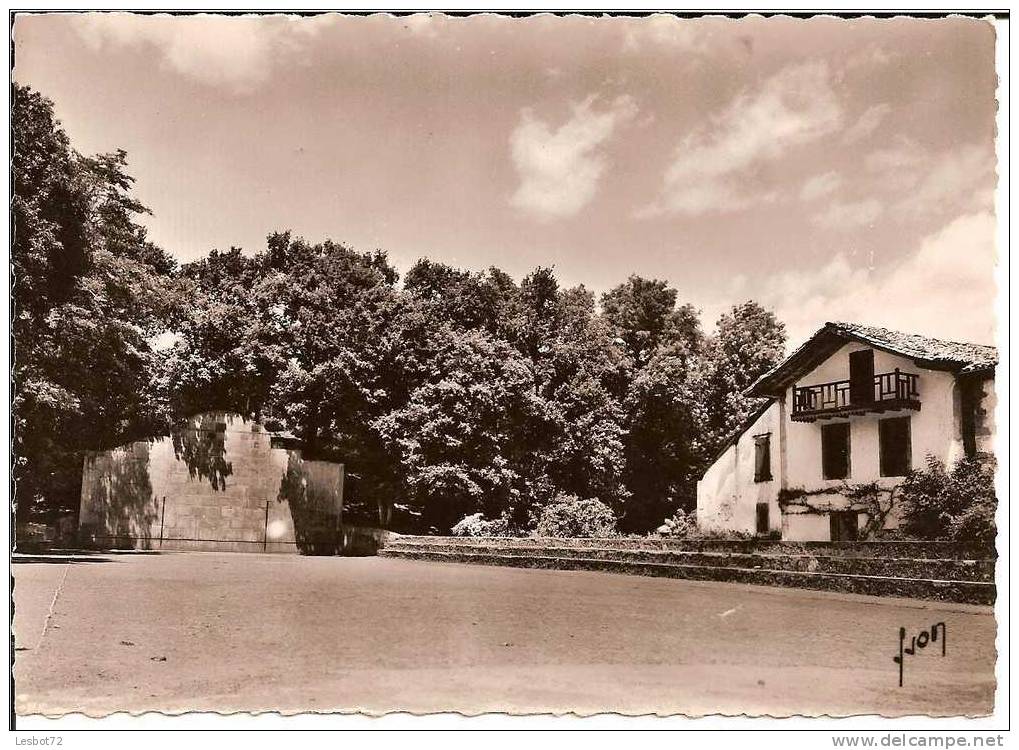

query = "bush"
(534, 495), (618, 538)
(450, 513), (510, 537)
(898, 455), (996, 544)
(656, 508), (696, 538)
(685, 526), (755, 541)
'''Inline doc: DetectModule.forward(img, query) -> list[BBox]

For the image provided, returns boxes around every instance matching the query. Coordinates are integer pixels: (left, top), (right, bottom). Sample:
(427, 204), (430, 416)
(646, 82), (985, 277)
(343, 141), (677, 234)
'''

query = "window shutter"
(754, 434), (772, 482)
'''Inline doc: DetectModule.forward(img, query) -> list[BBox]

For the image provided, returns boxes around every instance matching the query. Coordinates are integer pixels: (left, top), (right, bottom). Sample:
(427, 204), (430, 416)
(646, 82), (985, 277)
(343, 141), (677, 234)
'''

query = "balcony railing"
(792, 370), (920, 421)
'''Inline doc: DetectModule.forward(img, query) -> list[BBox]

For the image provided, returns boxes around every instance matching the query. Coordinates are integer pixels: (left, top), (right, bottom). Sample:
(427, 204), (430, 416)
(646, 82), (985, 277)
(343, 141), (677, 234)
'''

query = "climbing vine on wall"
(777, 482), (903, 539)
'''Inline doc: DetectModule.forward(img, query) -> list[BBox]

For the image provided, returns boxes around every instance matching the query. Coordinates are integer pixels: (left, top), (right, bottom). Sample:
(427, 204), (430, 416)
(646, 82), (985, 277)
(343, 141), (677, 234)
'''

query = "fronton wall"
(79, 413), (345, 554)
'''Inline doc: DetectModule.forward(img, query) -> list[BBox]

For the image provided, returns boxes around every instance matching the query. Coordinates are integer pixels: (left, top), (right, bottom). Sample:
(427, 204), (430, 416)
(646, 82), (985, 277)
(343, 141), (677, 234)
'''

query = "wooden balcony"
(792, 370), (920, 422)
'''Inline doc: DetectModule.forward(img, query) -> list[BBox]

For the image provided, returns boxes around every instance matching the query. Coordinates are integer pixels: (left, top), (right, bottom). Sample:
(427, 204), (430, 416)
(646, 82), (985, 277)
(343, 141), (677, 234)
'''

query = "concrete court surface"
(13, 551), (996, 717)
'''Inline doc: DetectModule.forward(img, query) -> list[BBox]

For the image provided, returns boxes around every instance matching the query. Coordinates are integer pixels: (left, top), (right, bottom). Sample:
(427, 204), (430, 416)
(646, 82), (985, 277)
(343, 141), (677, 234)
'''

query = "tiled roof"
(828, 322), (997, 371)
(748, 321), (997, 397)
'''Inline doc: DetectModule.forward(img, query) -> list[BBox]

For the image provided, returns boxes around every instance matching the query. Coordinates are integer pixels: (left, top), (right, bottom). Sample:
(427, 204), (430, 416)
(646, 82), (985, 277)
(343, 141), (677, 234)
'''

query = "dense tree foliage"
(13, 85), (178, 525)
(13, 85), (788, 534)
(688, 301), (787, 467)
(601, 276), (704, 531)
(163, 232), (413, 528)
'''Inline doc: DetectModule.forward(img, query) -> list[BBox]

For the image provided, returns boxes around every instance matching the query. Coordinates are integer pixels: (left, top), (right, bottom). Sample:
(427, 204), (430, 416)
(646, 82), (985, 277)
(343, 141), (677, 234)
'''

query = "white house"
(696, 322), (997, 541)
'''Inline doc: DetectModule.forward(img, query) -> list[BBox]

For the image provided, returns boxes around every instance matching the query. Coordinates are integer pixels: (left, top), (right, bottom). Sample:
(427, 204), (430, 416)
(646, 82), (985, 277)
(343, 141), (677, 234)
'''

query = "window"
(821, 422), (851, 479)
(754, 433), (772, 482)
(879, 416), (912, 477)
(830, 510), (859, 541)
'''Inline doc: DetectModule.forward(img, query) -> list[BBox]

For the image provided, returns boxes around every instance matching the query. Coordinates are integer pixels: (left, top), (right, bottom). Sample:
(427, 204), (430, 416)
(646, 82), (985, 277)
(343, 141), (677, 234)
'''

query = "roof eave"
(701, 398), (776, 476)
(743, 324), (994, 398)
(960, 363), (997, 377)
(744, 323), (844, 398)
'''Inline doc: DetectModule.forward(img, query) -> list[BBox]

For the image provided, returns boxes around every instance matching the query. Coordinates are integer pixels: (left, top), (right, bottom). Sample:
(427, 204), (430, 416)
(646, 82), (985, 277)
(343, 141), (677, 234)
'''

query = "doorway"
(849, 349), (875, 406)
(755, 502), (770, 536)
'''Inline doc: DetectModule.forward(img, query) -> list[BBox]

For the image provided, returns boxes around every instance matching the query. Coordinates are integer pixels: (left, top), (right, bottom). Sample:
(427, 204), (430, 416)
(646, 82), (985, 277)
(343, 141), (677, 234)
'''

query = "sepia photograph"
(7, 7), (1009, 736)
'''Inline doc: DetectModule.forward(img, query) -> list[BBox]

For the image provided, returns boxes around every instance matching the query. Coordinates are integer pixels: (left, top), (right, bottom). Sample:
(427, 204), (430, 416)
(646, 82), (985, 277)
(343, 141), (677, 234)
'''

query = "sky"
(12, 12), (1000, 347)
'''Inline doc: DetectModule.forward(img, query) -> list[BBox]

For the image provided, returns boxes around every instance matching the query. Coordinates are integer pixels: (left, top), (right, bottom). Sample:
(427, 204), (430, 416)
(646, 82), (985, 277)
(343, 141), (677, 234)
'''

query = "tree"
(619, 350), (701, 530)
(505, 269), (630, 524)
(164, 246), (267, 417)
(690, 301), (786, 472)
(599, 276), (705, 531)
(384, 265), (632, 532)
(13, 85), (179, 525)
(165, 232), (416, 528)
(403, 259), (517, 336)
(374, 325), (534, 532)
(600, 275), (701, 366)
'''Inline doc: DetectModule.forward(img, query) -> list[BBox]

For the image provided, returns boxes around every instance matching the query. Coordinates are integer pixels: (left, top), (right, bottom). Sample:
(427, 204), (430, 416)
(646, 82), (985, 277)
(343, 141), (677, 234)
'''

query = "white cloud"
(643, 62), (843, 216)
(75, 13), (335, 93)
(755, 211), (997, 347)
(859, 138), (995, 221)
(842, 103), (891, 144)
(811, 198), (884, 229)
(844, 45), (897, 72)
(894, 144), (996, 218)
(509, 95), (638, 220)
(800, 171), (842, 201)
(865, 137), (927, 174)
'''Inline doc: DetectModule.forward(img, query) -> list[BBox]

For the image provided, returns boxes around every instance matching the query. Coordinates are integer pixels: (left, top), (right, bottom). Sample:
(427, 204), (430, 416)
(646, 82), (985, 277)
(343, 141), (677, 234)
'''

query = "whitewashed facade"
(696, 323), (996, 541)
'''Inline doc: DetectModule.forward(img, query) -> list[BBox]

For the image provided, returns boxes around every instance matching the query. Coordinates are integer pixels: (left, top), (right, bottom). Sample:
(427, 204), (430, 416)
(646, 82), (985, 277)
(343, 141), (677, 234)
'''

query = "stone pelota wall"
(79, 413), (344, 553)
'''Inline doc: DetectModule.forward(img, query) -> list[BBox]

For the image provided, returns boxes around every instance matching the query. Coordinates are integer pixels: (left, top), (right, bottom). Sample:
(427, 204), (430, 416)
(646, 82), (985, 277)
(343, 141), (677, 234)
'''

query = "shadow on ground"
(13, 556), (118, 564)
(13, 549), (164, 564)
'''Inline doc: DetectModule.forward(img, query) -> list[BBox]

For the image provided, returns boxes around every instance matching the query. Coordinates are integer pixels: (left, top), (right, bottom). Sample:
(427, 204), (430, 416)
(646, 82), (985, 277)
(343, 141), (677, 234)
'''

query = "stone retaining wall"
(384, 535), (996, 559)
(380, 535), (997, 604)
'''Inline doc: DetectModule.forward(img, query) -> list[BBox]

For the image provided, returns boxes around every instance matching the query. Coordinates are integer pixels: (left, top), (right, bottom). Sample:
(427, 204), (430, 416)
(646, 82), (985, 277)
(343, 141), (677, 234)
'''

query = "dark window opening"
(754, 433), (772, 483)
(821, 422), (851, 480)
(849, 349), (876, 405)
(830, 510), (859, 541)
(756, 502), (770, 535)
(879, 416), (912, 477)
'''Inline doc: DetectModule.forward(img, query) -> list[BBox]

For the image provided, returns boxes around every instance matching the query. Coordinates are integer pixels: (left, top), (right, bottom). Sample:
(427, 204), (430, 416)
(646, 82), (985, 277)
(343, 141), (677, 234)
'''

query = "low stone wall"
(381, 535), (997, 604)
(384, 535), (996, 560)
(384, 541), (993, 581)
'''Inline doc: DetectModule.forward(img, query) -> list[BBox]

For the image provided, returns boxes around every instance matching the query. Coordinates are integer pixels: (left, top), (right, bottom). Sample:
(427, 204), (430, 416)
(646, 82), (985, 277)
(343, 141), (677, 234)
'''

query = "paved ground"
(13, 552), (996, 717)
